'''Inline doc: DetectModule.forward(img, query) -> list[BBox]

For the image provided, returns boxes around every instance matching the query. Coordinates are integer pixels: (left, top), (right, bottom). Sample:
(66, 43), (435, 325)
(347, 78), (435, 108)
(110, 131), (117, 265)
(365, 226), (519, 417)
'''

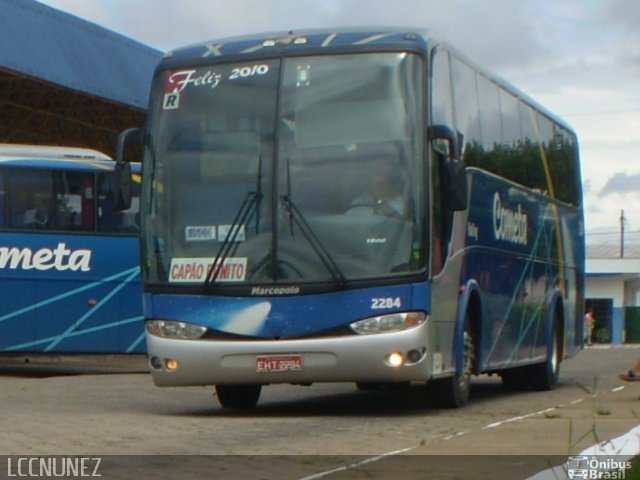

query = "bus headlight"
(350, 312), (427, 335)
(146, 320), (207, 340)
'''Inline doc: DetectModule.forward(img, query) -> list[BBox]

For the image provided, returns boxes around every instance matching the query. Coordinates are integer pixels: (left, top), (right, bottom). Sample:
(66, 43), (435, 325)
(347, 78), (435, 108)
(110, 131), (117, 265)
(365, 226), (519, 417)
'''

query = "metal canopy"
(0, 0), (162, 154)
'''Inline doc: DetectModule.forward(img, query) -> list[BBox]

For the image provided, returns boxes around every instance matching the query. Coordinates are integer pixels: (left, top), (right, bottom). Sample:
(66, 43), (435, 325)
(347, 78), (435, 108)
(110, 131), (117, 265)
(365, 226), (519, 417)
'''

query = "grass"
(625, 456), (640, 479)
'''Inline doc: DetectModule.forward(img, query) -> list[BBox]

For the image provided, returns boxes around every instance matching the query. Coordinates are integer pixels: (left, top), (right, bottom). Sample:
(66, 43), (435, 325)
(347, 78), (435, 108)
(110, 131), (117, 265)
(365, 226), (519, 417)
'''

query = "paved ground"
(1, 346), (639, 480)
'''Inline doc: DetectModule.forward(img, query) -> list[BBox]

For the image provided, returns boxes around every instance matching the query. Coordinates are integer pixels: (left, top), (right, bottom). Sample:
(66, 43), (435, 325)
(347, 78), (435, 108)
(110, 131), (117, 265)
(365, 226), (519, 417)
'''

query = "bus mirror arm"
(114, 127), (143, 211)
(429, 125), (468, 211)
(447, 159), (468, 211)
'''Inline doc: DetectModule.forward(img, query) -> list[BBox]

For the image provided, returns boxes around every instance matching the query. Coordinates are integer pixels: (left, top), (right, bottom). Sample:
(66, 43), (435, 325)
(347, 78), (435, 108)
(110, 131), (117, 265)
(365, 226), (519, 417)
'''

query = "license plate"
(256, 354), (303, 373)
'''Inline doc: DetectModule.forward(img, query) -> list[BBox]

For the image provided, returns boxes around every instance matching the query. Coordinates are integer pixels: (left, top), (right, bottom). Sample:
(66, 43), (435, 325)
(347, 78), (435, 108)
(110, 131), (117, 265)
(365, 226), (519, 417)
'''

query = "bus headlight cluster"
(146, 320), (207, 340)
(350, 312), (427, 335)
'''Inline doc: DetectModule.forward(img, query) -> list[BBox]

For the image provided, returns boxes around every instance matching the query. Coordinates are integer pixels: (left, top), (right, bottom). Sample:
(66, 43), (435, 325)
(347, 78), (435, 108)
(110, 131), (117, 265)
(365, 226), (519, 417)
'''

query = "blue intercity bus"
(127, 28), (584, 408)
(0, 144), (144, 354)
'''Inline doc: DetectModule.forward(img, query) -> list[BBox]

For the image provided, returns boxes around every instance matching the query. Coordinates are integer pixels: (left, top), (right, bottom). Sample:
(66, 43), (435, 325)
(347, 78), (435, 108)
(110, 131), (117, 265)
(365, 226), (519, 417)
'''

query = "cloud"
(37, 0), (548, 70)
(34, 0), (640, 233)
(599, 172), (640, 197)
(306, 0), (547, 70)
(607, 0), (640, 34)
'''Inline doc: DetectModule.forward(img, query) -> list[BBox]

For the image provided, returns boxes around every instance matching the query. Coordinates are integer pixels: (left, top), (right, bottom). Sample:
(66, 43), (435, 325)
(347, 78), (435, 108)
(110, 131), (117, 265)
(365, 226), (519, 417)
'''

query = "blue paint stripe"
(6, 316), (144, 351)
(507, 301), (546, 363)
(0, 266), (140, 324)
(44, 268), (140, 352)
(125, 332), (146, 353)
(485, 218), (548, 363)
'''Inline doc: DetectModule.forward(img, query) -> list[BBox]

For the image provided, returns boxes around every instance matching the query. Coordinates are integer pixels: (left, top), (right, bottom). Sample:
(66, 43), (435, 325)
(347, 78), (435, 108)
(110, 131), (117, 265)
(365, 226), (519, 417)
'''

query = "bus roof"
(0, 144), (111, 161)
(159, 27), (575, 136)
(163, 28), (431, 63)
(0, 144), (142, 173)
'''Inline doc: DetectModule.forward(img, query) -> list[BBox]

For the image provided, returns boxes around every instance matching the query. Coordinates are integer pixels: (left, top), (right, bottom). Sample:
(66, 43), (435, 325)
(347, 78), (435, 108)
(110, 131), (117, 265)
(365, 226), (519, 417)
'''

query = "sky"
(37, 0), (640, 243)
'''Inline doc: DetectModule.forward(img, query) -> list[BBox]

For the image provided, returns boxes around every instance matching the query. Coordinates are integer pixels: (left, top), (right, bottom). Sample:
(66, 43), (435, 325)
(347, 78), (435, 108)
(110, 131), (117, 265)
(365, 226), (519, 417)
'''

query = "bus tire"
(530, 316), (561, 391)
(430, 314), (474, 408)
(215, 384), (262, 409)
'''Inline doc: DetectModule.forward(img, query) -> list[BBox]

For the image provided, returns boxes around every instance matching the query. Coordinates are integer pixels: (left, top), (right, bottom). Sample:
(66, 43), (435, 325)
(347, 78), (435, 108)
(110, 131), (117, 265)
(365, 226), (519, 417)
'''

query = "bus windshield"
(142, 52), (425, 287)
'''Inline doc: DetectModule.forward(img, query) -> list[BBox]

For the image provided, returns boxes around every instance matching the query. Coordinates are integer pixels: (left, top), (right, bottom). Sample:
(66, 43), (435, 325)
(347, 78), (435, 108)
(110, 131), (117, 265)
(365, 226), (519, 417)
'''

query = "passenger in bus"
(347, 164), (407, 218)
(23, 208), (48, 228)
(20, 193), (50, 229)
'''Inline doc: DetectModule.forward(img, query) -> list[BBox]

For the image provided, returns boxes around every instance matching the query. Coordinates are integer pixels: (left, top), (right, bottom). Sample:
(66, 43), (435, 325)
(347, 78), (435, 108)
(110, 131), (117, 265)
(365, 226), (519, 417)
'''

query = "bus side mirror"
(114, 161), (132, 211)
(429, 124), (468, 211)
(429, 124), (461, 159)
(114, 128), (143, 211)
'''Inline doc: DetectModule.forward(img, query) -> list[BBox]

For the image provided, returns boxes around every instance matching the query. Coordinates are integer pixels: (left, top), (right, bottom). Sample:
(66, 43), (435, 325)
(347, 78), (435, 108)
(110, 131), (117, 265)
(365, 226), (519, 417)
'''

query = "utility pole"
(620, 209), (625, 258)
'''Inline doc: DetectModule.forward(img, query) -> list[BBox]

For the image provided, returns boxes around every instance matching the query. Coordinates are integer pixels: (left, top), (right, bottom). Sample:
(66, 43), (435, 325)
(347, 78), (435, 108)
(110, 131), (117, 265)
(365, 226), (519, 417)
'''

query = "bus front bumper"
(146, 322), (432, 387)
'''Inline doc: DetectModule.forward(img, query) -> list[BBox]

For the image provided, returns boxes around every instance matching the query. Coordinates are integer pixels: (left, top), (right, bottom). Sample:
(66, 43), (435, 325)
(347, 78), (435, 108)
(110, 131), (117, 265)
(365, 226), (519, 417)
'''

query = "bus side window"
(97, 174), (116, 232)
(10, 170), (54, 230)
(97, 172), (140, 233)
(55, 172), (95, 231)
(431, 48), (456, 275)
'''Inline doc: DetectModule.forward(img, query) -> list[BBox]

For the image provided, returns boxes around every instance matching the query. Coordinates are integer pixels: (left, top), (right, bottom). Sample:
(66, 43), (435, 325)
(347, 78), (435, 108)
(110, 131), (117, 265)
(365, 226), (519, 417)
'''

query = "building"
(0, 0), (162, 154)
(586, 244), (640, 344)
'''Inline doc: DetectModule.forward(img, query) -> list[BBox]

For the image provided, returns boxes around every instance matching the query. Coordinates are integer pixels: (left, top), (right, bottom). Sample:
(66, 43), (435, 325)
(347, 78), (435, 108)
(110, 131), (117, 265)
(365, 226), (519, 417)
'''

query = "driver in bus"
(347, 163), (407, 218)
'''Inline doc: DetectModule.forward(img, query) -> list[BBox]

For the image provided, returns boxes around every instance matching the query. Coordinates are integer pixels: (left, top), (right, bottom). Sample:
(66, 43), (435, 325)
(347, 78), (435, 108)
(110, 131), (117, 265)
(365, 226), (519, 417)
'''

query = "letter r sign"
(163, 92), (180, 110)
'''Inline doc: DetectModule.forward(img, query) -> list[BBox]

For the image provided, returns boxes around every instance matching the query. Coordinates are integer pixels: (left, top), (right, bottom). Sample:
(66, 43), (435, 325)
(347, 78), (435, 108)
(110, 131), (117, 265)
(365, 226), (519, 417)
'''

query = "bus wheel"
(215, 384), (262, 409)
(431, 316), (474, 408)
(530, 319), (561, 391)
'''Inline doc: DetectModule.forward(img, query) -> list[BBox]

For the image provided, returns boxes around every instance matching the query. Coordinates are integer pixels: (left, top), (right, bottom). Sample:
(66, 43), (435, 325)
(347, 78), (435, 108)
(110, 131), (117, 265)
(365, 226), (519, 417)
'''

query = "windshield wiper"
(204, 191), (261, 289)
(204, 156), (263, 289)
(279, 195), (347, 288)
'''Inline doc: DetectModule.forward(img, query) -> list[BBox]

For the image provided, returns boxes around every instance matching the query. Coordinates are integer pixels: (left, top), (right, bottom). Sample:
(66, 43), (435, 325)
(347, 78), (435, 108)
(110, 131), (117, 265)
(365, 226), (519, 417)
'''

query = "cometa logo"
(493, 192), (528, 246)
(0, 243), (92, 271)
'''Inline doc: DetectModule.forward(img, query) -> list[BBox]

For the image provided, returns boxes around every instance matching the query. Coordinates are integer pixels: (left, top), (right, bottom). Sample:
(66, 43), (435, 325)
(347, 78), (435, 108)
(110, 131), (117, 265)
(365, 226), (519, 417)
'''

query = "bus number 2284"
(371, 297), (402, 309)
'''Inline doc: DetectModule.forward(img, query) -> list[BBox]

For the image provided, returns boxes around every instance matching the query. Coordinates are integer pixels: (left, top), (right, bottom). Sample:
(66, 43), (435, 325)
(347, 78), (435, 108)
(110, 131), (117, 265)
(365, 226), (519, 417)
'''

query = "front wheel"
(430, 315), (474, 408)
(215, 384), (262, 409)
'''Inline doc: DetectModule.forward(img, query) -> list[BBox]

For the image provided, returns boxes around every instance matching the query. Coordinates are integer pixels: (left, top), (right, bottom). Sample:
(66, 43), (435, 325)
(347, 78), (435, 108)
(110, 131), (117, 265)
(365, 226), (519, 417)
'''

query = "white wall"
(587, 258), (640, 274)
(585, 276), (625, 307)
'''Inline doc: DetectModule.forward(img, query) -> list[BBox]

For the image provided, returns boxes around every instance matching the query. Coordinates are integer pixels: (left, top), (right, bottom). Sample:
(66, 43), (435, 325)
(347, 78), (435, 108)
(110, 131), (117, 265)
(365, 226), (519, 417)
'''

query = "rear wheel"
(531, 319), (561, 391)
(215, 384), (262, 409)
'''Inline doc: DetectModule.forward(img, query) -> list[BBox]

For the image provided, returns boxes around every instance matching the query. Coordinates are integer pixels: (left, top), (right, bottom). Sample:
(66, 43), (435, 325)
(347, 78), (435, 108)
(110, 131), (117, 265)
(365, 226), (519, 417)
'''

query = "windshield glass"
(142, 52), (426, 287)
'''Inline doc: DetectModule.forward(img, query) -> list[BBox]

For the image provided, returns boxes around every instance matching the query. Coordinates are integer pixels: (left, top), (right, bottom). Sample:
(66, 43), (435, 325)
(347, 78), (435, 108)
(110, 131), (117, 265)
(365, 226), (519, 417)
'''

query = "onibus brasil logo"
(567, 456), (631, 479)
